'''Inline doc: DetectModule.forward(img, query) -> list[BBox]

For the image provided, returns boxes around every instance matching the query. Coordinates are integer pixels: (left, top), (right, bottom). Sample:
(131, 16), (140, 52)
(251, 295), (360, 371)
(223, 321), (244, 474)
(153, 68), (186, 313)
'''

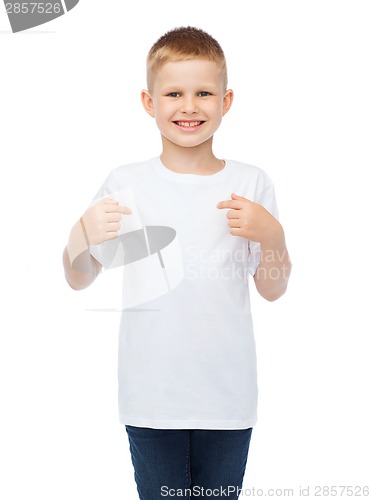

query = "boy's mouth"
(173, 120), (205, 130)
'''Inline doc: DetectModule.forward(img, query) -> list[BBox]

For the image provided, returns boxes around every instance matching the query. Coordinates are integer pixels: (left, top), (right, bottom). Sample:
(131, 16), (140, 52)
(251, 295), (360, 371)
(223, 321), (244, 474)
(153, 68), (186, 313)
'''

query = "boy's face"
(141, 59), (233, 150)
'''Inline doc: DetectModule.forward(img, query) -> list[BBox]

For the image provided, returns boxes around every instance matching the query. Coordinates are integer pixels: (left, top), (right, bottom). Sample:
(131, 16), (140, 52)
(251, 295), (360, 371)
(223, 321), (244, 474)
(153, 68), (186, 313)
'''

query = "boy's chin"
(161, 134), (214, 149)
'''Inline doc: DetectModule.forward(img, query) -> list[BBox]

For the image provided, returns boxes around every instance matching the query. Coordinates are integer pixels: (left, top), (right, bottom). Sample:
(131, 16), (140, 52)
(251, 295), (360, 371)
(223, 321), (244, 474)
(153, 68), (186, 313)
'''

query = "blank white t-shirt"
(89, 156), (279, 430)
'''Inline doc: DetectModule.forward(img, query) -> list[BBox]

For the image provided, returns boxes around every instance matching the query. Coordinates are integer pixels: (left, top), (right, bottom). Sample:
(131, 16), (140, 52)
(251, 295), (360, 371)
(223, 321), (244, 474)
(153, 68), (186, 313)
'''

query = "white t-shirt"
(89, 156), (278, 430)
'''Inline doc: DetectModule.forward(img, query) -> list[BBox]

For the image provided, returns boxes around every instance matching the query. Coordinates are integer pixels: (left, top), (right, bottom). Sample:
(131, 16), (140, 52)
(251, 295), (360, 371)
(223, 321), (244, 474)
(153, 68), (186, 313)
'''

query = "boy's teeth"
(177, 121), (202, 127)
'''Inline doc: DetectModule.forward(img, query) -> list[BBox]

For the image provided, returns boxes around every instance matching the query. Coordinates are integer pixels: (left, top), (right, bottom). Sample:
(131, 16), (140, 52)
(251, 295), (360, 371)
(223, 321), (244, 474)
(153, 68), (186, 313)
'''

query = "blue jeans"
(125, 425), (253, 500)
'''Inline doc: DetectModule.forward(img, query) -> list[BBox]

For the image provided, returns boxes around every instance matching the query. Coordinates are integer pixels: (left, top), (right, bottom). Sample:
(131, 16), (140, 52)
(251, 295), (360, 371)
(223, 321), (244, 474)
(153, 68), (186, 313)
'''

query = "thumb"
(231, 192), (251, 203)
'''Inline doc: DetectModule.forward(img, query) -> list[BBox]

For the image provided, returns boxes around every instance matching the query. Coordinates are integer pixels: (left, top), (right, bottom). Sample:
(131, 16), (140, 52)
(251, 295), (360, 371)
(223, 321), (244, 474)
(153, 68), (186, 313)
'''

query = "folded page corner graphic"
(5, 0), (80, 33)
(64, 0), (79, 11)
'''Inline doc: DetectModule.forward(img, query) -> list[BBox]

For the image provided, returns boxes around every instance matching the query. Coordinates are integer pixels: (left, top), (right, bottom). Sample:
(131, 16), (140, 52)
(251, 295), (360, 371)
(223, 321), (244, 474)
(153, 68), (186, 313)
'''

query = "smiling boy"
(63, 26), (291, 500)
(141, 57), (232, 172)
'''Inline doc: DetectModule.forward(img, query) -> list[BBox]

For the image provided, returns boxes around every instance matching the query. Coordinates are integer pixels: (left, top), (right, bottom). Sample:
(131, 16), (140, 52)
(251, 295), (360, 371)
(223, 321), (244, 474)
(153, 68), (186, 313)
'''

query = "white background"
(1, 1), (370, 498)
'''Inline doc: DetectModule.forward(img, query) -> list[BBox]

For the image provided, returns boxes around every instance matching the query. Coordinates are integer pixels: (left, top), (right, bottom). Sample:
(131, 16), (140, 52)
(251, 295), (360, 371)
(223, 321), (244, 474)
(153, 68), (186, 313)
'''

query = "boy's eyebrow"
(159, 84), (220, 92)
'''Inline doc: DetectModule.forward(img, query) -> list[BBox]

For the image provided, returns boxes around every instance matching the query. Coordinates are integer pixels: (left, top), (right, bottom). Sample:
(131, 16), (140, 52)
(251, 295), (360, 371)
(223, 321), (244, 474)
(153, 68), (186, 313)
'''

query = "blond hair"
(146, 26), (228, 91)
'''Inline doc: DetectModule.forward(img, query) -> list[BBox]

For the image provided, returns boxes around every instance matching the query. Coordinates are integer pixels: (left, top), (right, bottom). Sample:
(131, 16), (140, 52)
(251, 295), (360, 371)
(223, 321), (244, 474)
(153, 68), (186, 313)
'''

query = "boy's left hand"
(216, 192), (281, 245)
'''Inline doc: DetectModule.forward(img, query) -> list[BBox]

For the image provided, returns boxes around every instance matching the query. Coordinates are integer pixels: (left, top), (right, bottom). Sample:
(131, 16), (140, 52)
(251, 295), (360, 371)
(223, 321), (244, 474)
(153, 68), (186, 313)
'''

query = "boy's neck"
(160, 137), (225, 175)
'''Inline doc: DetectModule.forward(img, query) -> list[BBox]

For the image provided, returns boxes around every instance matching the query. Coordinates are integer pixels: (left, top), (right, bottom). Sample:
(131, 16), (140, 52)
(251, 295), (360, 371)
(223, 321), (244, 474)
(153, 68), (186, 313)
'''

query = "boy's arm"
(253, 223), (292, 302)
(216, 192), (292, 301)
(63, 198), (132, 291)
(63, 219), (102, 290)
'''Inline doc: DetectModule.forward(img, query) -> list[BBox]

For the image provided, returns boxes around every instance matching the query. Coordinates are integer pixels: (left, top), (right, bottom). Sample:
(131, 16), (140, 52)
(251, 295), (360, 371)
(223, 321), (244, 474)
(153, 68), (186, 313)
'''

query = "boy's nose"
(180, 97), (198, 114)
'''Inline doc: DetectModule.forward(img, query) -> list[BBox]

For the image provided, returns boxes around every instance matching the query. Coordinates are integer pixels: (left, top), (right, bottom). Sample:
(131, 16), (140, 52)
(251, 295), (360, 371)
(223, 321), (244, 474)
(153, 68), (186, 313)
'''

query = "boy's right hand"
(80, 198), (133, 246)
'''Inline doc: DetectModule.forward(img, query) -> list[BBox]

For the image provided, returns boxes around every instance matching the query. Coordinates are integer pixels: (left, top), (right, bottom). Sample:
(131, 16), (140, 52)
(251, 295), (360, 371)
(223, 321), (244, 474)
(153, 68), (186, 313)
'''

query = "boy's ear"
(141, 89), (155, 118)
(222, 89), (234, 116)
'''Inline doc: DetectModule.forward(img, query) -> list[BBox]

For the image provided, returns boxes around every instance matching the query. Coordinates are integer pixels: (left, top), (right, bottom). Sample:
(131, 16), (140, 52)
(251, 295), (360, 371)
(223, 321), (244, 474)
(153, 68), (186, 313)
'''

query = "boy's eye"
(166, 91), (211, 98)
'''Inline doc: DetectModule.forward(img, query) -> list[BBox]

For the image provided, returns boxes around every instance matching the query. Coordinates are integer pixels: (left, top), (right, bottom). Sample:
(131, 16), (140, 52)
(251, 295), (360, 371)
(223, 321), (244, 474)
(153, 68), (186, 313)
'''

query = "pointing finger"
(217, 193), (252, 208)
(216, 199), (240, 209)
(118, 205), (133, 215)
(105, 203), (132, 214)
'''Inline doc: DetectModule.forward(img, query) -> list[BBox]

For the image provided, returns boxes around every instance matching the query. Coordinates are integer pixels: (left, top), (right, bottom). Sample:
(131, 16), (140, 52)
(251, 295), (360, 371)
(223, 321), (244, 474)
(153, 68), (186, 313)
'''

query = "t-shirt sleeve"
(247, 172), (279, 276)
(90, 170), (119, 204)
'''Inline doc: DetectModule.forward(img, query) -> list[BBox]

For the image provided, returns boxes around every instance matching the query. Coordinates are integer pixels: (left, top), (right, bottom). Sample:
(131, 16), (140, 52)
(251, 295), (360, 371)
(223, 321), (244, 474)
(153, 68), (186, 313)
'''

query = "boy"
(63, 26), (291, 500)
